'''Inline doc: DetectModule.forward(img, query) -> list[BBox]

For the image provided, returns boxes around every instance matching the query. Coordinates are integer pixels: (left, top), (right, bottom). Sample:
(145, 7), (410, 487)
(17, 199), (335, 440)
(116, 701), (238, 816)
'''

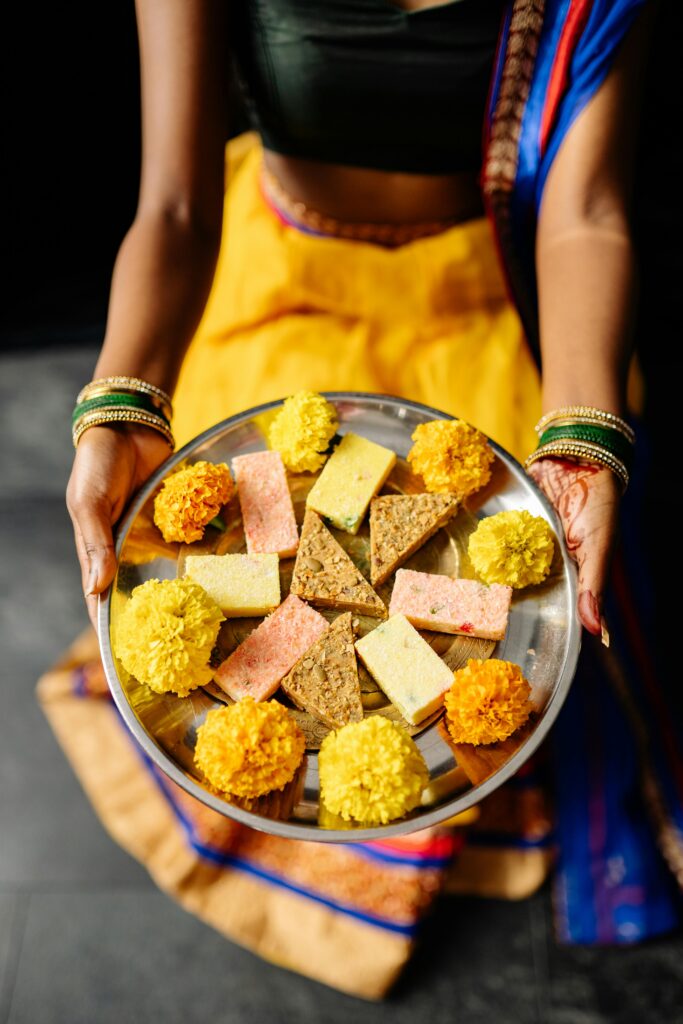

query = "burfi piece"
(291, 510), (385, 618)
(233, 450), (299, 557)
(184, 553), (280, 616)
(281, 612), (363, 729)
(214, 594), (329, 701)
(370, 493), (459, 585)
(306, 433), (396, 534)
(355, 614), (453, 725)
(389, 569), (511, 641)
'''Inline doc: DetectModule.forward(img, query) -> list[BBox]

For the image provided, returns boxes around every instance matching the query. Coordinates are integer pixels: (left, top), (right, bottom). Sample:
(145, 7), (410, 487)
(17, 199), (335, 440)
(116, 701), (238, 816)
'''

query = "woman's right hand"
(66, 425), (172, 630)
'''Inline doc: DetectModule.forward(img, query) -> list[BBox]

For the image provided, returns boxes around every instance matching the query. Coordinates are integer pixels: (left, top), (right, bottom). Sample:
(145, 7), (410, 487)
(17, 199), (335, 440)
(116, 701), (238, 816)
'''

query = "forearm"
(536, 220), (636, 418)
(93, 209), (222, 396)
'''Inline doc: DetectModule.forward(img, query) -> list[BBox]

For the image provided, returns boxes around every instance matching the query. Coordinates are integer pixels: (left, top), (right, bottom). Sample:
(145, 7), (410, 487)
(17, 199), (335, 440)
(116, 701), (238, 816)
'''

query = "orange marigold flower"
(445, 658), (533, 746)
(407, 419), (494, 497)
(194, 699), (305, 799)
(153, 461), (233, 543)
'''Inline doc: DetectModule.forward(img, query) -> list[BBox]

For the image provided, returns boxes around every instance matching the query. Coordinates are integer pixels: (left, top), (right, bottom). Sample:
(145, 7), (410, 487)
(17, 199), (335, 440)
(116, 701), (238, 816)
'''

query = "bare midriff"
(262, 150), (485, 228)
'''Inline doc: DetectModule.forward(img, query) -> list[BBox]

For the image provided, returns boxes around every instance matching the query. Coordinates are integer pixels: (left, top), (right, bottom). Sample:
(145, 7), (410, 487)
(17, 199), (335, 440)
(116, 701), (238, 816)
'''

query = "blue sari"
(484, 0), (683, 942)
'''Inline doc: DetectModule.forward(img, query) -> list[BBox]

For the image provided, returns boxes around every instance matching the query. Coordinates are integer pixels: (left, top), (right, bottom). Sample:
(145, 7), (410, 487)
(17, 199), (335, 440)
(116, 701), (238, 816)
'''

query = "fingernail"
(86, 562), (99, 596)
(600, 616), (610, 648)
(578, 591), (602, 636)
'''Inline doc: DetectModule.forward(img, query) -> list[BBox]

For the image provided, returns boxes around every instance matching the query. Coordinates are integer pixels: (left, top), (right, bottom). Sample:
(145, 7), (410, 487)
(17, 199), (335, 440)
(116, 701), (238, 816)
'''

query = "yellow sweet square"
(306, 433), (396, 534)
(355, 614), (453, 724)
(184, 553), (280, 616)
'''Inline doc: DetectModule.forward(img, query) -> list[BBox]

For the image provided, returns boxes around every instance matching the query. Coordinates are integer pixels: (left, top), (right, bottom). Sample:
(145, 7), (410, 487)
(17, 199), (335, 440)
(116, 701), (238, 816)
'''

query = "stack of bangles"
(72, 376), (175, 449)
(524, 406), (634, 491)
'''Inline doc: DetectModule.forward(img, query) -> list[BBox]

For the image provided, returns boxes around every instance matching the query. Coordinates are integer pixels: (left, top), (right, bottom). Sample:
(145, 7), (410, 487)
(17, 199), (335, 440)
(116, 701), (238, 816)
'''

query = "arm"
(67, 0), (230, 625)
(94, 0), (229, 390)
(527, 3), (655, 636)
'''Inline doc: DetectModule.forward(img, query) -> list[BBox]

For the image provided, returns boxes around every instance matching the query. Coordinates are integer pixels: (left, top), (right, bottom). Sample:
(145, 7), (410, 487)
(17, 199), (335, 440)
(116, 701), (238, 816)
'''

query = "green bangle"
(72, 392), (170, 425)
(539, 423), (633, 469)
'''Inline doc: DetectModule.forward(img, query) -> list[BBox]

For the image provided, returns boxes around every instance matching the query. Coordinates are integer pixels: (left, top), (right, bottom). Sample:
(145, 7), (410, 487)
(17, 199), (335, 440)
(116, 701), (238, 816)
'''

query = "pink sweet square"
(233, 450), (299, 557)
(389, 569), (511, 641)
(214, 594), (328, 701)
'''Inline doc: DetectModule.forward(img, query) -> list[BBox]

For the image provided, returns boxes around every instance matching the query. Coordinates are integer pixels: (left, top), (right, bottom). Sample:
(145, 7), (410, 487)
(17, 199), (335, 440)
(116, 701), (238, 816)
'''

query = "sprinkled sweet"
(318, 716), (428, 824)
(468, 509), (555, 588)
(114, 577), (224, 697)
(306, 432), (397, 534)
(407, 419), (494, 497)
(153, 461), (234, 543)
(195, 699), (305, 799)
(444, 658), (533, 745)
(355, 614), (453, 725)
(233, 450), (299, 557)
(268, 390), (338, 473)
(214, 594), (329, 701)
(389, 568), (512, 641)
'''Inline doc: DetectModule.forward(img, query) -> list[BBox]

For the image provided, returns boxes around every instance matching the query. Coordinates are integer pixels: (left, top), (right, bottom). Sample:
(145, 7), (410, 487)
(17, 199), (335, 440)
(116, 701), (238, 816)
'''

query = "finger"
(71, 520), (105, 632)
(575, 531), (612, 638)
(68, 498), (117, 597)
(85, 592), (100, 633)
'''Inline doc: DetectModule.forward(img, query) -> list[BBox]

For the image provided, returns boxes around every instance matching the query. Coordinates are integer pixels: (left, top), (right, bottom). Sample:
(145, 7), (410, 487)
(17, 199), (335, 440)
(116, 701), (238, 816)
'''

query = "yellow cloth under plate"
(173, 132), (541, 457)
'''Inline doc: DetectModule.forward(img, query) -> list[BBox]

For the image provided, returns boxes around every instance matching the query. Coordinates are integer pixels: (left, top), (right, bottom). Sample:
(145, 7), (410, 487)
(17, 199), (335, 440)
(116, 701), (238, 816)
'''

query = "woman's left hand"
(526, 457), (621, 640)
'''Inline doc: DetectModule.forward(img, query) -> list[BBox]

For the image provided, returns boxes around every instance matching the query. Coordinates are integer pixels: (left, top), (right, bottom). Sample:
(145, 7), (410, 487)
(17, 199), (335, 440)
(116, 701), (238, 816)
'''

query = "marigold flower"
(318, 716), (428, 824)
(445, 658), (533, 746)
(468, 509), (555, 588)
(194, 699), (305, 799)
(114, 577), (224, 697)
(153, 461), (233, 543)
(407, 419), (494, 497)
(268, 390), (338, 473)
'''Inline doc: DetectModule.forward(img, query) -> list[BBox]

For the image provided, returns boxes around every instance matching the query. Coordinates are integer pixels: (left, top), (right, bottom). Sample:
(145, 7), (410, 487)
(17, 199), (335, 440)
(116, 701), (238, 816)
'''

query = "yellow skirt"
(39, 132), (553, 1001)
(174, 132), (541, 457)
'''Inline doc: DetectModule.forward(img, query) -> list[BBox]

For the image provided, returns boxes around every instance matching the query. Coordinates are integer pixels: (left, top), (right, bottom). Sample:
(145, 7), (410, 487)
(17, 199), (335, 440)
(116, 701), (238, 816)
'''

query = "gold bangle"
(77, 376), (173, 419)
(535, 406), (635, 444)
(525, 440), (629, 490)
(72, 408), (175, 449)
(526, 437), (628, 473)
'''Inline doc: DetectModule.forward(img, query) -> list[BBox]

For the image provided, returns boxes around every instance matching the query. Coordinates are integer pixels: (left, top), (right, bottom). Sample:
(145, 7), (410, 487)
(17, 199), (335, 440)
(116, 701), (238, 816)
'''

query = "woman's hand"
(66, 425), (172, 630)
(527, 457), (621, 641)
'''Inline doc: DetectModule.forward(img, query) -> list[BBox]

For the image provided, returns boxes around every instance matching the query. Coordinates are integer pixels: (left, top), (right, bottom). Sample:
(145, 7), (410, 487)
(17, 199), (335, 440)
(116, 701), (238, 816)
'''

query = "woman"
(39, 0), (682, 999)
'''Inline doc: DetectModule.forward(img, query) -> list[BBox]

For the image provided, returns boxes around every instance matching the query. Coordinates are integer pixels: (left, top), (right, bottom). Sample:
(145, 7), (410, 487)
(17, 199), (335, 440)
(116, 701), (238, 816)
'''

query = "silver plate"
(99, 393), (580, 841)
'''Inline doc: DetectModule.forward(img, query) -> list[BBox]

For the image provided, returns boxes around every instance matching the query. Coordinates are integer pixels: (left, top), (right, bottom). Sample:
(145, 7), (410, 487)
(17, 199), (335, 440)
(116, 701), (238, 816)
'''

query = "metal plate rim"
(98, 392), (581, 842)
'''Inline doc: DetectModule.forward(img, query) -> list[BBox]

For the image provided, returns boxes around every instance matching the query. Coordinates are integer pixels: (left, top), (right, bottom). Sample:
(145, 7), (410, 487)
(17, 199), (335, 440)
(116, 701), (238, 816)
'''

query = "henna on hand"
(527, 457), (620, 640)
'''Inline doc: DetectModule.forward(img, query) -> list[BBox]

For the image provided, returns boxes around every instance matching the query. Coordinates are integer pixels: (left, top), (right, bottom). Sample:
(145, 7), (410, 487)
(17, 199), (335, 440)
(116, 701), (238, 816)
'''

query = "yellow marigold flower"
(445, 658), (533, 746)
(114, 577), (224, 697)
(154, 461), (233, 543)
(407, 419), (494, 497)
(268, 390), (338, 473)
(318, 716), (428, 825)
(468, 509), (555, 588)
(195, 699), (305, 799)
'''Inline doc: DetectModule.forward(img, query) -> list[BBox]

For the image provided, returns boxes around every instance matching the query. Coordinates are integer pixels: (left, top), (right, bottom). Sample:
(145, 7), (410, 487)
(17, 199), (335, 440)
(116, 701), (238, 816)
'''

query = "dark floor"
(1, 344), (683, 1024)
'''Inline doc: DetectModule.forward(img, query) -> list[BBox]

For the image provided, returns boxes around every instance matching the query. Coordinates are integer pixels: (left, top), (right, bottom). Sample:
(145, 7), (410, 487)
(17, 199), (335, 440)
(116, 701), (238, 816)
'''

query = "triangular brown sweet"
(281, 612), (363, 729)
(370, 493), (459, 585)
(290, 510), (385, 617)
